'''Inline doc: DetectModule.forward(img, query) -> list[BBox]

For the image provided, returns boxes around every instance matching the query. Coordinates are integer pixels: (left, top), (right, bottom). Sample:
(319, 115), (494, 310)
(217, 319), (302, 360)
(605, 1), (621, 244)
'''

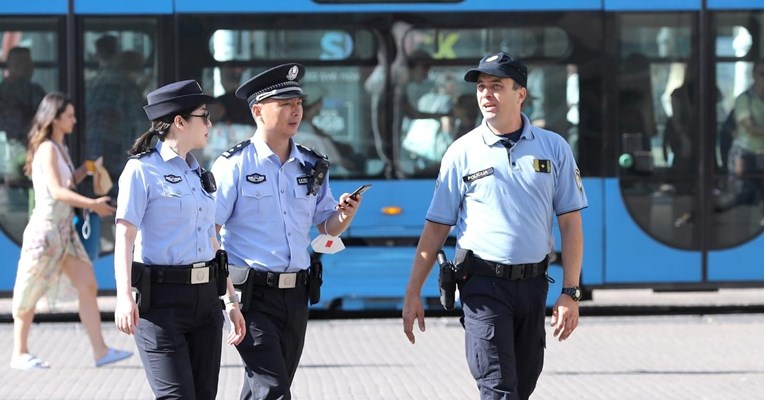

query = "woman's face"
(184, 105), (212, 150)
(53, 104), (76, 134)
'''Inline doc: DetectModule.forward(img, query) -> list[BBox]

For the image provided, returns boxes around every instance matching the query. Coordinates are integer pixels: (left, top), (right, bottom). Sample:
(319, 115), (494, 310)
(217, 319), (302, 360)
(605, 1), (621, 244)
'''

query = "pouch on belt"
(131, 263), (151, 313)
(229, 265), (254, 312)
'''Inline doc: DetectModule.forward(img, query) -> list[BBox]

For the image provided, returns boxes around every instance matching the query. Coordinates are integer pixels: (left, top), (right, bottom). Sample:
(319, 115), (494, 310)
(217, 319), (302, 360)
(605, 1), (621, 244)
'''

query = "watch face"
(563, 287), (582, 301)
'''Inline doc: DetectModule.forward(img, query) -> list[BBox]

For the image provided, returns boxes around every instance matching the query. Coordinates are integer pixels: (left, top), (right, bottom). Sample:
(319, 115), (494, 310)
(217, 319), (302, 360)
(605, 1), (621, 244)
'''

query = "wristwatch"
(561, 286), (582, 302)
(223, 294), (239, 306)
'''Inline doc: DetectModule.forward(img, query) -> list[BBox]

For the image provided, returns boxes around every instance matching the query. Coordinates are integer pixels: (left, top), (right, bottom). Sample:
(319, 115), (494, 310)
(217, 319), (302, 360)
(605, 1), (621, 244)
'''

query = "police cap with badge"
(143, 79), (217, 121)
(464, 52), (528, 88)
(235, 63), (306, 107)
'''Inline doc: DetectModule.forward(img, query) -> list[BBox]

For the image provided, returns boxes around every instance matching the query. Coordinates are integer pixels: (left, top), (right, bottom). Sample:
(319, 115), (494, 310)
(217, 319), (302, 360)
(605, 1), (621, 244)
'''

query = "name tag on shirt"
(463, 167), (494, 183)
(296, 176), (310, 185)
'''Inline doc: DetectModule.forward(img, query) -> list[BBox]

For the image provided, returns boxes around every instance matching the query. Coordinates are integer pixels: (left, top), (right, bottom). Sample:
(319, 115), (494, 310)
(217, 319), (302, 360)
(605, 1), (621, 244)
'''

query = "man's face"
(475, 73), (526, 121)
(254, 97), (304, 137)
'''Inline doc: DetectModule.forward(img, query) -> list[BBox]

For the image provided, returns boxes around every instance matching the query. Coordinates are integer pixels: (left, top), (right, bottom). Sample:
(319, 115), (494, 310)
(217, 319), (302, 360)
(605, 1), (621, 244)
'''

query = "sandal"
(10, 353), (51, 370)
(95, 347), (133, 367)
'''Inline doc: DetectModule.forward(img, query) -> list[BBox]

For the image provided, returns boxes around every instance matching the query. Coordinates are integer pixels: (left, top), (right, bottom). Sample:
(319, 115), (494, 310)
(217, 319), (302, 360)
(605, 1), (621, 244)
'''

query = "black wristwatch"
(561, 286), (582, 302)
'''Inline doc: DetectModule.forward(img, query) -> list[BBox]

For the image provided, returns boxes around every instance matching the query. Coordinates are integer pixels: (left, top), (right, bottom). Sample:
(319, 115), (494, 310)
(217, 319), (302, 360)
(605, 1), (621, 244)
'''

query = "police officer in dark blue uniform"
(113, 80), (246, 399)
(402, 52), (588, 400)
(211, 63), (363, 400)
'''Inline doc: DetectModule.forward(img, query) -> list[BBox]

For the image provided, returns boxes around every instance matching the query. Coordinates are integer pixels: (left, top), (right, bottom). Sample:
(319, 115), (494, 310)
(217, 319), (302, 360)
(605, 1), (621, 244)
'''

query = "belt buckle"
(278, 273), (297, 289)
(191, 266), (210, 284)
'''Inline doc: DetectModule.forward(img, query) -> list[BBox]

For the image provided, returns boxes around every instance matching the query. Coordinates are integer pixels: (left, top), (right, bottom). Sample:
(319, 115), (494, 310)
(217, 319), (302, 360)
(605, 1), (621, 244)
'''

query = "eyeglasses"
(185, 111), (211, 122)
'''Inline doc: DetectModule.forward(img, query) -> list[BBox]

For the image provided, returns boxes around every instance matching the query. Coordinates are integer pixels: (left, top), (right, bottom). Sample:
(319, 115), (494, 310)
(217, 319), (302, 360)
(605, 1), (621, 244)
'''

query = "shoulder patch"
(296, 143), (328, 161)
(222, 139), (251, 158)
(128, 149), (156, 159)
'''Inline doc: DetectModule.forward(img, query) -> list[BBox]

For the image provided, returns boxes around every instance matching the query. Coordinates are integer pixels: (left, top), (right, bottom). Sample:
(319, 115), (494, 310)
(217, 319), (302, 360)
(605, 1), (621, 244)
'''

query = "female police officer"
(113, 80), (246, 399)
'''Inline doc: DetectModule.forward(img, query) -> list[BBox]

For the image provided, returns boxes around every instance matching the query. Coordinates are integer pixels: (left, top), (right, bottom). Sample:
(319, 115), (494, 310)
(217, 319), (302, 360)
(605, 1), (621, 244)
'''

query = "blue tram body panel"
(174, 0), (601, 13)
(708, 237), (764, 281)
(603, 179), (702, 284)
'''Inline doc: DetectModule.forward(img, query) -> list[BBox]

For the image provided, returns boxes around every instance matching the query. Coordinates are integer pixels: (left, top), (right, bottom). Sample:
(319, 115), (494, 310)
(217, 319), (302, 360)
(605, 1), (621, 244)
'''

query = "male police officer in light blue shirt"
(211, 63), (363, 400)
(403, 52), (587, 400)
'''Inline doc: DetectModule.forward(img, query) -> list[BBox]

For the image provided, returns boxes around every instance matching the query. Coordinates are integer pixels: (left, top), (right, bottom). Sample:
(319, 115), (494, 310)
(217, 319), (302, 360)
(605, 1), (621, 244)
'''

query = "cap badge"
(486, 55), (500, 63)
(287, 65), (299, 81)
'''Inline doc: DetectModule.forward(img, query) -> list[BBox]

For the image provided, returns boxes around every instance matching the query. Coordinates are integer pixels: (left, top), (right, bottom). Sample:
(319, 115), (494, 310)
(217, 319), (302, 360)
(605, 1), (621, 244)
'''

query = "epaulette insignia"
(222, 139), (251, 158)
(296, 143), (328, 160)
(129, 149), (156, 159)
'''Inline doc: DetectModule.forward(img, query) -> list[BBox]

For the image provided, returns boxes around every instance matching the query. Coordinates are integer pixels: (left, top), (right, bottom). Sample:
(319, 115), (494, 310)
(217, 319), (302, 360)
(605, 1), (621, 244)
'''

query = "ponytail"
(127, 121), (172, 156)
(127, 105), (202, 156)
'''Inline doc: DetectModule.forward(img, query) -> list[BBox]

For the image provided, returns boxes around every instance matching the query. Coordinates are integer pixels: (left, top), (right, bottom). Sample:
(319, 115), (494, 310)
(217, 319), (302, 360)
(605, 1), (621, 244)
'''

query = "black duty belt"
(468, 255), (548, 280)
(251, 269), (309, 289)
(133, 260), (217, 285)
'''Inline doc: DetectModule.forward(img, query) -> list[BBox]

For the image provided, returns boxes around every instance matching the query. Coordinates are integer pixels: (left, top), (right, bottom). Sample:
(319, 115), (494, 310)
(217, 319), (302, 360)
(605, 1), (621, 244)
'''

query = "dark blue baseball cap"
(464, 52), (528, 88)
(235, 63), (306, 107)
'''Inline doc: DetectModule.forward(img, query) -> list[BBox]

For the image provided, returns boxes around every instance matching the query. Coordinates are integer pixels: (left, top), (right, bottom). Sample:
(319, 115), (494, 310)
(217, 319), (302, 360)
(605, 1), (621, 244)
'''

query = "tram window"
(209, 29), (375, 62)
(0, 20), (59, 245)
(81, 20), (158, 255)
(403, 27), (569, 60)
(199, 65), (379, 179)
(710, 11), (763, 249)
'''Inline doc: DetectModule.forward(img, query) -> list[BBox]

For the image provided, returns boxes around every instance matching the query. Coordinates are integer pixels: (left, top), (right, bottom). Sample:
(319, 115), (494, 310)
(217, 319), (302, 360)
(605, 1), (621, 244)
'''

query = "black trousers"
(134, 280), (224, 400)
(459, 273), (549, 400)
(237, 285), (309, 400)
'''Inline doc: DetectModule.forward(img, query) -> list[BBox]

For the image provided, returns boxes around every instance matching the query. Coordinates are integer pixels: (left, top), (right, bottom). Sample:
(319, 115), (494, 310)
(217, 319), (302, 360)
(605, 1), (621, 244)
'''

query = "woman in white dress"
(10, 92), (132, 370)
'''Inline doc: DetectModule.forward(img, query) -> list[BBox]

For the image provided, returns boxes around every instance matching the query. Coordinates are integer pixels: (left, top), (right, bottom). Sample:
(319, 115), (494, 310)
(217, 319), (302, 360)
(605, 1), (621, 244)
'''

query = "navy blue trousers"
(459, 273), (549, 400)
(237, 285), (309, 400)
(134, 280), (224, 400)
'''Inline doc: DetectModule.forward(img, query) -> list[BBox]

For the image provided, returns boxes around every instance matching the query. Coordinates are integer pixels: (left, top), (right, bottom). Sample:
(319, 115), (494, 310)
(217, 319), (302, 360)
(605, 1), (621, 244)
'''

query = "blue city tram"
(0, 0), (761, 310)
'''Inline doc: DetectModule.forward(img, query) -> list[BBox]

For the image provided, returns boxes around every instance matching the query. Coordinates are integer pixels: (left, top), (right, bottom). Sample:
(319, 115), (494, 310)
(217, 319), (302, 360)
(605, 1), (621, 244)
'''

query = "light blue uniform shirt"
(426, 113), (588, 264)
(116, 141), (216, 266)
(211, 137), (338, 272)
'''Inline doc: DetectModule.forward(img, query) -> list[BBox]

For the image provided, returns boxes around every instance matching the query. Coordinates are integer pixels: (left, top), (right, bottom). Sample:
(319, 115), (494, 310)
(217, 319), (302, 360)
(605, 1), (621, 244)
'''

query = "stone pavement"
(0, 288), (762, 399)
(0, 313), (762, 399)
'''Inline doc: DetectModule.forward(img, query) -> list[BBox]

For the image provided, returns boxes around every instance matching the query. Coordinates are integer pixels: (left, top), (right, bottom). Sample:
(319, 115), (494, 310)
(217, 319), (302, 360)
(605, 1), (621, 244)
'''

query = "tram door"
(608, 12), (763, 286)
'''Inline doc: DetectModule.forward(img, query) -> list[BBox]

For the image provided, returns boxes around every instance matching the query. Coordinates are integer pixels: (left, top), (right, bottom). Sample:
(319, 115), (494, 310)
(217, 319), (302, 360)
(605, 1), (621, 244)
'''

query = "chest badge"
(246, 173), (266, 184)
(533, 159), (551, 173)
(296, 176), (310, 185)
(463, 167), (494, 183)
(164, 174), (182, 184)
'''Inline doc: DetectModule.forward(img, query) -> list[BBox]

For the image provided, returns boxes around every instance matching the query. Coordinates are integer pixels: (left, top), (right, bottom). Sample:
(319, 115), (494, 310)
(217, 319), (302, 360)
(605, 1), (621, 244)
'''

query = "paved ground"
(0, 289), (762, 399)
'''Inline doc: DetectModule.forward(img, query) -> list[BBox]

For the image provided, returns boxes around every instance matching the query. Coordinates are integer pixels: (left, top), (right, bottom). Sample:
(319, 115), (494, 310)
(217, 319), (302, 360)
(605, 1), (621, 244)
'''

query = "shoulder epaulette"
(129, 149), (156, 159)
(296, 143), (328, 160)
(222, 139), (251, 158)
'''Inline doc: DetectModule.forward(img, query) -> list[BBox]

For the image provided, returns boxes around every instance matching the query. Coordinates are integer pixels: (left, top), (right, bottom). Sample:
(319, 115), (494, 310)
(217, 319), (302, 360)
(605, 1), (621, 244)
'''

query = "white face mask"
(310, 233), (345, 254)
(311, 218), (346, 254)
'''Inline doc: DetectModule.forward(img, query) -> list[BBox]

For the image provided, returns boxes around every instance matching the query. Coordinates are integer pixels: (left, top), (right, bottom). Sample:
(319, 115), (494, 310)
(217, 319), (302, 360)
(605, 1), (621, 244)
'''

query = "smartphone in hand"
(350, 184), (372, 199)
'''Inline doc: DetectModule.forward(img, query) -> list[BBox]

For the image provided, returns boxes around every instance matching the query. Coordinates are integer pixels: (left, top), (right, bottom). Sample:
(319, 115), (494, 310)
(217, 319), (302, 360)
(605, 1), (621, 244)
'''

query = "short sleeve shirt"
(426, 113), (587, 264)
(212, 136), (338, 272)
(115, 141), (216, 266)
